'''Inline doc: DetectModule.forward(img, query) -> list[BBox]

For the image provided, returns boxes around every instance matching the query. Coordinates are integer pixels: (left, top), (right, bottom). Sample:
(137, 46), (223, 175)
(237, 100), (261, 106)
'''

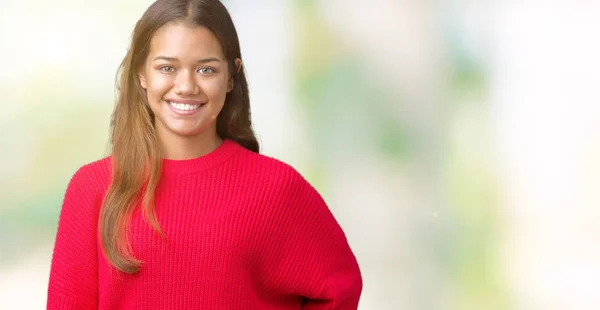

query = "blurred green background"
(2, 1), (600, 309)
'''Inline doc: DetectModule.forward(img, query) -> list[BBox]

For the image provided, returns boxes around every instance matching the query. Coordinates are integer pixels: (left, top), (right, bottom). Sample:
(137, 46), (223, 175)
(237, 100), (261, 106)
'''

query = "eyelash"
(158, 66), (216, 74)
(159, 66), (175, 73)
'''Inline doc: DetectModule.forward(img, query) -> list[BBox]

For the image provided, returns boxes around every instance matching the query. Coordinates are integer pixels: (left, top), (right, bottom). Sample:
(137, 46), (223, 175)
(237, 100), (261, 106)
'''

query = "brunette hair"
(102, 0), (258, 273)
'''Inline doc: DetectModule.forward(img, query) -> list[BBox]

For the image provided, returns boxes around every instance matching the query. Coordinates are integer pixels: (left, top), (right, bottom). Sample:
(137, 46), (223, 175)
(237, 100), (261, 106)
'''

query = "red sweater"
(47, 140), (362, 309)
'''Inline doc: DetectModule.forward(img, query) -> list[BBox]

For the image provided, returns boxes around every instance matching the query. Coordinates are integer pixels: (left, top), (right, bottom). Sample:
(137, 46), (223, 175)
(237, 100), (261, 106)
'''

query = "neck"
(157, 128), (223, 160)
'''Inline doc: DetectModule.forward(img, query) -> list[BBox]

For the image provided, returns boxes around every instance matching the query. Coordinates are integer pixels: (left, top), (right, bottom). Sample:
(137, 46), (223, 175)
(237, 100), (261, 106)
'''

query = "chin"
(170, 123), (215, 137)
(171, 128), (206, 137)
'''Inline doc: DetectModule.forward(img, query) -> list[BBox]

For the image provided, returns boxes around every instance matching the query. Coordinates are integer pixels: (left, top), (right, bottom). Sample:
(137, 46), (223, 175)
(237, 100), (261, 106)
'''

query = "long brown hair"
(102, 0), (259, 274)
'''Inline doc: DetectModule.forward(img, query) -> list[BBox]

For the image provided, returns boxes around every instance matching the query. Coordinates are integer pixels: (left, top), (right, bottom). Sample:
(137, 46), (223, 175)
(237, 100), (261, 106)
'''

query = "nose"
(174, 70), (200, 96)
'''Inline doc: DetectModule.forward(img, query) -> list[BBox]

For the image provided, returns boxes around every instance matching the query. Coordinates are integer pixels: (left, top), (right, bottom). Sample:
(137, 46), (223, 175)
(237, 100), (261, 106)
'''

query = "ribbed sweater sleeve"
(263, 168), (363, 309)
(47, 165), (101, 310)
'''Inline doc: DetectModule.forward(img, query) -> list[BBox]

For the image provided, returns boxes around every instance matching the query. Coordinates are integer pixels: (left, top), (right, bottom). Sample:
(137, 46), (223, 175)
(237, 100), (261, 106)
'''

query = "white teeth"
(168, 101), (200, 111)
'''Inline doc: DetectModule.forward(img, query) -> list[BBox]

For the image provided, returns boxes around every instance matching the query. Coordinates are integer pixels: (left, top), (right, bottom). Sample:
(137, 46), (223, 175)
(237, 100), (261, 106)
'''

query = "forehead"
(149, 22), (224, 59)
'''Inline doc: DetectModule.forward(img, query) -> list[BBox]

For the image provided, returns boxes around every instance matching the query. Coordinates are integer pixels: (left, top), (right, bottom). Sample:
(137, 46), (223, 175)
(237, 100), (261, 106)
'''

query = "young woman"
(47, 0), (362, 309)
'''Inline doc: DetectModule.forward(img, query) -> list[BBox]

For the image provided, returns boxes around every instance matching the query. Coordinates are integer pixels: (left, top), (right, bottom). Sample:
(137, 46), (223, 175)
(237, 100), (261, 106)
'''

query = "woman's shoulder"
(235, 148), (317, 196)
(67, 156), (112, 190)
(238, 148), (304, 179)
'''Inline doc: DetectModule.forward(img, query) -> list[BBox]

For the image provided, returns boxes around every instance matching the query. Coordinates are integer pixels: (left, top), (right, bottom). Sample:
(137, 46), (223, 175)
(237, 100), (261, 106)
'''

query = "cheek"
(204, 77), (230, 101)
(147, 74), (172, 98)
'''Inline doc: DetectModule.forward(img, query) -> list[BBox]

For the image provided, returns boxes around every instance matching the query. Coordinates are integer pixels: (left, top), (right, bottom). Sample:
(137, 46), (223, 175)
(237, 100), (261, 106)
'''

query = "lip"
(164, 98), (205, 106)
(164, 99), (206, 116)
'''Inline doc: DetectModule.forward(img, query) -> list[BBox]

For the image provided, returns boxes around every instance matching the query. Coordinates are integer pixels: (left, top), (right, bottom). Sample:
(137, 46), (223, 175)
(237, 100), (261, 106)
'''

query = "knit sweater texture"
(47, 140), (362, 309)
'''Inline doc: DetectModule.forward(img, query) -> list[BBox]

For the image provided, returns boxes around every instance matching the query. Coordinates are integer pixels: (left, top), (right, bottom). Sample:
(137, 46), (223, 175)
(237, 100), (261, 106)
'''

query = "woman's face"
(139, 22), (237, 141)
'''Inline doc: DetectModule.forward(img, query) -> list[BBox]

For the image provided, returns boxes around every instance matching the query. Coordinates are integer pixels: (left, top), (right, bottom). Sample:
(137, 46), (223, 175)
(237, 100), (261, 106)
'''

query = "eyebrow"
(153, 56), (223, 63)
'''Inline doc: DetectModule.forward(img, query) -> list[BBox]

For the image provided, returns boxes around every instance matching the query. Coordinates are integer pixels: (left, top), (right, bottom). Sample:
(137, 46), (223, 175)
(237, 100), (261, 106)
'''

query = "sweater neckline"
(161, 139), (241, 175)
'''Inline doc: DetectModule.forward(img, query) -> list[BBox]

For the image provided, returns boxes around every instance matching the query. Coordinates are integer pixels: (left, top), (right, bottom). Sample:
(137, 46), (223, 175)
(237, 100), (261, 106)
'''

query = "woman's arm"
(47, 165), (101, 309)
(264, 168), (363, 309)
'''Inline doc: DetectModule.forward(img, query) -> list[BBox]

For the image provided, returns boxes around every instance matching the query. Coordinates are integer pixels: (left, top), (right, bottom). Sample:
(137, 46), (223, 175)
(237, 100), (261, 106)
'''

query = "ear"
(227, 58), (242, 92)
(139, 69), (147, 89)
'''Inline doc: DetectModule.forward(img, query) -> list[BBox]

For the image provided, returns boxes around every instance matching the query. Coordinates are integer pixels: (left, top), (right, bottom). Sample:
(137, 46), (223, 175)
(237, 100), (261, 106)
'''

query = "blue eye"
(160, 66), (175, 73)
(198, 68), (215, 74)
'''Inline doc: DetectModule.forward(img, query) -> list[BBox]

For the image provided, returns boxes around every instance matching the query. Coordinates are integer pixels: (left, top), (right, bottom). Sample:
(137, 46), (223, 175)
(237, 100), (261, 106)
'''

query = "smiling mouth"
(165, 99), (207, 114)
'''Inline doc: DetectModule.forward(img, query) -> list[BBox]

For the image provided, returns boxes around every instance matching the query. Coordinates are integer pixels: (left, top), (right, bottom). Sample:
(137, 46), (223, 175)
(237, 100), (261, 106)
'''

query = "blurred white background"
(1, 1), (599, 309)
